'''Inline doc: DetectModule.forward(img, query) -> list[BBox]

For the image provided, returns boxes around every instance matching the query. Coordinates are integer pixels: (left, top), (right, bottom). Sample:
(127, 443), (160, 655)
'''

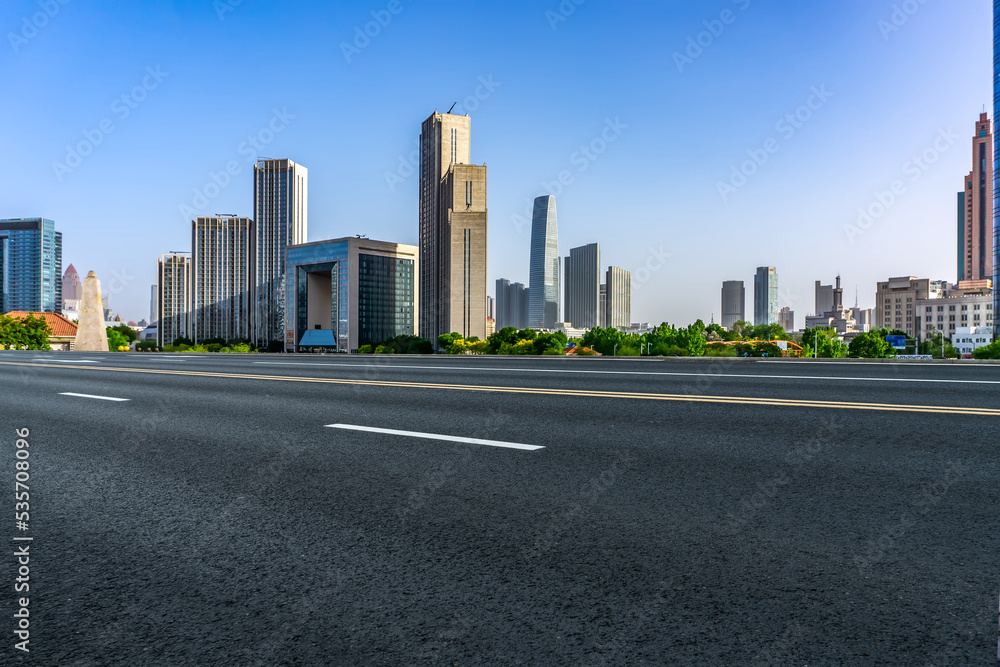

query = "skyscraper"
(419, 111), (488, 344)
(754, 266), (779, 326)
(528, 195), (559, 329)
(564, 243), (601, 328)
(495, 278), (528, 330)
(191, 216), (254, 343)
(157, 253), (191, 347)
(0, 218), (62, 314)
(605, 266), (631, 329)
(814, 280), (834, 317)
(721, 280), (745, 329)
(994, 0), (1000, 336)
(253, 158), (308, 348)
(958, 113), (994, 282)
(779, 307), (795, 332)
(62, 264), (82, 310)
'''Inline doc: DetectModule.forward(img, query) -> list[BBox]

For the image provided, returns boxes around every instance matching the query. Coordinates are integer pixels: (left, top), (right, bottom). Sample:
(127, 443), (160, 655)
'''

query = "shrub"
(358, 345), (373, 354)
(136, 340), (157, 352)
(973, 340), (1000, 359)
(107, 329), (129, 351)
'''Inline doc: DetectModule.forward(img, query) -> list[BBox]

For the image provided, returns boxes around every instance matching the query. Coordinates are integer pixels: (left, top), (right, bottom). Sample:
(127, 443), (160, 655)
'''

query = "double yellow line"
(3, 360), (999, 416)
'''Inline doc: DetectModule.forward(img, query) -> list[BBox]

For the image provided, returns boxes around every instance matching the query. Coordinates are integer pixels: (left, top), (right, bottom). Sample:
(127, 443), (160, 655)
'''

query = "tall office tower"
(528, 195), (559, 329)
(62, 264), (82, 309)
(191, 216), (254, 343)
(754, 266), (779, 325)
(993, 2), (1000, 337)
(564, 243), (601, 328)
(0, 218), (62, 314)
(156, 254), (191, 347)
(253, 158), (308, 347)
(605, 267), (631, 329)
(814, 280), (834, 316)
(419, 111), (488, 344)
(721, 280), (746, 329)
(494, 278), (528, 330)
(779, 307), (795, 332)
(958, 113), (994, 282)
(150, 285), (158, 324)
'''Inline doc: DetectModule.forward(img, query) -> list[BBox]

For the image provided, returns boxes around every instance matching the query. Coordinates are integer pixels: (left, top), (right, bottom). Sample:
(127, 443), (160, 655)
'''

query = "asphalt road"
(1, 351), (997, 665)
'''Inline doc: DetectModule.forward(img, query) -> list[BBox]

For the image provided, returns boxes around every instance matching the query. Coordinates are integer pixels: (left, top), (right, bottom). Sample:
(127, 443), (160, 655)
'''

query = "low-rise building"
(285, 237), (418, 353)
(952, 326), (994, 356)
(5, 311), (78, 350)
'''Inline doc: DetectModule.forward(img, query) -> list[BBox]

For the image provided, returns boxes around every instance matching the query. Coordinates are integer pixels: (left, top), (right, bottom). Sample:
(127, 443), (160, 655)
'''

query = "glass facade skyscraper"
(0, 218), (62, 314)
(754, 266), (779, 326)
(528, 195), (559, 329)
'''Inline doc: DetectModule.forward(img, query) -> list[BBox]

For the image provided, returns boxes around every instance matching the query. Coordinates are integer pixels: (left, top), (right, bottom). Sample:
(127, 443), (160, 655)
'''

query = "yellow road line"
(2, 360), (999, 416)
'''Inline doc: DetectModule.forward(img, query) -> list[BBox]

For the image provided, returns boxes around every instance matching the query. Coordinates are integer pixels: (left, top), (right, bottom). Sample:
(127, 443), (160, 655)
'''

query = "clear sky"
(1, 0), (993, 327)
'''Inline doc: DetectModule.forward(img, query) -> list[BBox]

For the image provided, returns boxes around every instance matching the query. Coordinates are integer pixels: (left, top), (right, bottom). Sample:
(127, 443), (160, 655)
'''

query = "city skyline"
(2, 1), (994, 328)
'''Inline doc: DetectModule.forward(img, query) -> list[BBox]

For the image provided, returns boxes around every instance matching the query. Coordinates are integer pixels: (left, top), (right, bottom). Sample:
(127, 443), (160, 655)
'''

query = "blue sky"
(1, 0), (992, 327)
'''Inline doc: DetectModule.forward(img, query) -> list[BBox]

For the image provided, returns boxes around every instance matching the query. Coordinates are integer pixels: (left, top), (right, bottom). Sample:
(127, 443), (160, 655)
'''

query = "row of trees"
(434, 328), (569, 355)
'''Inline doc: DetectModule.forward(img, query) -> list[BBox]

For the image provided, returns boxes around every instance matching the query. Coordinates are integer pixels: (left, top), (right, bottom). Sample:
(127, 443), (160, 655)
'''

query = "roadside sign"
(886, 335), (906, 350)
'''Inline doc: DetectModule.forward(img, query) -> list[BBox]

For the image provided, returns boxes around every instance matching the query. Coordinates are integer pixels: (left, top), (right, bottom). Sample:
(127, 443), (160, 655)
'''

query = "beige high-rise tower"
(958, 113), (993, 282)
(419, 111), (487, 345)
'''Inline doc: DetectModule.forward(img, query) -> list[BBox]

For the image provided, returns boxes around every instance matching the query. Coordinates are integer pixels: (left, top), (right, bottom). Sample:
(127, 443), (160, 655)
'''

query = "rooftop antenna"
(447, 102), (457, 114)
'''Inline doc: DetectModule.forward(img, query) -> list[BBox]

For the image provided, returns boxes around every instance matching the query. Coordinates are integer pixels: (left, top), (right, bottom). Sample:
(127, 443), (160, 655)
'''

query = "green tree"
(111, 323), (138, 343)
(801, 327), (847, 358)
(437, 332), (463, 351)
(0, 314), (52, 350)
(972, 340), (1000, 359)
(846, 329), (897, 358)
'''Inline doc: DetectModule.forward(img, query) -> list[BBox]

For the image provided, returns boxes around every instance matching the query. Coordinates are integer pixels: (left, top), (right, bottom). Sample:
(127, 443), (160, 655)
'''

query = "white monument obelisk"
(75, 271), (108, 352)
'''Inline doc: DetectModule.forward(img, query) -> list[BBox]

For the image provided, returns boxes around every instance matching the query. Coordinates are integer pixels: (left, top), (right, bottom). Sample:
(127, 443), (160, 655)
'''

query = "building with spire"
(418, 111), (488, 344)
(958, 113), (994, 282)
